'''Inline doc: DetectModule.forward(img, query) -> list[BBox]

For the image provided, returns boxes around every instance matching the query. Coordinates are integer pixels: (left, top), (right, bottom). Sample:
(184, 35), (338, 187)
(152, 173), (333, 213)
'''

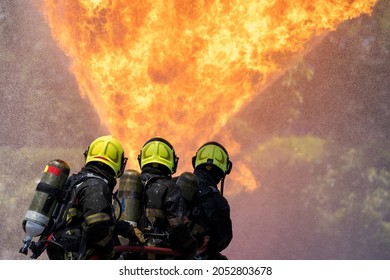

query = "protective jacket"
(47, 164), (123, 259)
(139, 167), (197, 259)
(188, 169), (233, 259)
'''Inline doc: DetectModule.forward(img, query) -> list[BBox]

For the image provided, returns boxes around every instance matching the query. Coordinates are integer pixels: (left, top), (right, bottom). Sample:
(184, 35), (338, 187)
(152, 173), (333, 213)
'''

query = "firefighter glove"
(128, 225), (145, 244)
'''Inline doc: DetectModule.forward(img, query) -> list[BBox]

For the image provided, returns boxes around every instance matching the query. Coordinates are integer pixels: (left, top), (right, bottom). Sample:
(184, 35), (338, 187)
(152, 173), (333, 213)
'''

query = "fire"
(40, 0), (376, 194)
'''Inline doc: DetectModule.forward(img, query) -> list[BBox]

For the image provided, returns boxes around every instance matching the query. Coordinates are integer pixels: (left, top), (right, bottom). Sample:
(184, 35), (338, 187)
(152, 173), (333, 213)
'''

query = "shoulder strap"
(198, 185), (218, 198)
(74, 173), (109, 189)
(52, 173), (108, 231)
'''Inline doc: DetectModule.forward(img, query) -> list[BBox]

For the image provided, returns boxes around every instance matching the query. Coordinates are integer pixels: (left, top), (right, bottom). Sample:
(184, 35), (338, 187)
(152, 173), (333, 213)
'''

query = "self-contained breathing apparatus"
(20, 161), (205, 259)
(19, 159), (71, 258)
(19, 159), (113, 259)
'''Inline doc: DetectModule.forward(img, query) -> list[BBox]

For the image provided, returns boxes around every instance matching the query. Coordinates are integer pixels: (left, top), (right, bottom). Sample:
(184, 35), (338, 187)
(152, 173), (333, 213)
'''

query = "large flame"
(40, 0), (376, 194)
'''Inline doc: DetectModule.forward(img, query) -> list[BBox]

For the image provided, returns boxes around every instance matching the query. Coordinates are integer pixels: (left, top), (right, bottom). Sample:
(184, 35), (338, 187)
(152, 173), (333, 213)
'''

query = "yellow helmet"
(137, 137), (179, 174)
(84, 135), (128, 177)
(192, 142), (232, 176)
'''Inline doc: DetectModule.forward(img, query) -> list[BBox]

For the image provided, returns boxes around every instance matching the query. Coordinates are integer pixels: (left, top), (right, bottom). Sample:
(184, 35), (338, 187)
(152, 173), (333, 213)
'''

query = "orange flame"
(40, 0), (376, 195)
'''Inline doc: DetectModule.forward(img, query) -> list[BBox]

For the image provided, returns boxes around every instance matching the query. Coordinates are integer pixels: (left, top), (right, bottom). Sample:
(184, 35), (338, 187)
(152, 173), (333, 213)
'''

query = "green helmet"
(192, 142), (232, 176)
(84, 135), (128, 177)
(137, 137), (179, 174)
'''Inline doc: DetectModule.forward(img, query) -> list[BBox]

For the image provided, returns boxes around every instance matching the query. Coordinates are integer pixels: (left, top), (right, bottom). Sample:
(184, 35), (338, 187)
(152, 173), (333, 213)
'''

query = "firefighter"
(137, 137), (197, 259)
(47, 135), (144, 260)
(189, 141), (233, 260)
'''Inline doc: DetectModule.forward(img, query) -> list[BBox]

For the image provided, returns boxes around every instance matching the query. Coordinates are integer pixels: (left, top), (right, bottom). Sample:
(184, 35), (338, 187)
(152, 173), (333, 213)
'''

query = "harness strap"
(36, 182), (63, 197)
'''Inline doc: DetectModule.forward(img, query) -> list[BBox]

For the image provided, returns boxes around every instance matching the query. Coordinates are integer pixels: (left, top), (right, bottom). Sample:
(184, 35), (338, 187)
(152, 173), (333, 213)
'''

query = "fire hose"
(113, 233), (209, 257)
